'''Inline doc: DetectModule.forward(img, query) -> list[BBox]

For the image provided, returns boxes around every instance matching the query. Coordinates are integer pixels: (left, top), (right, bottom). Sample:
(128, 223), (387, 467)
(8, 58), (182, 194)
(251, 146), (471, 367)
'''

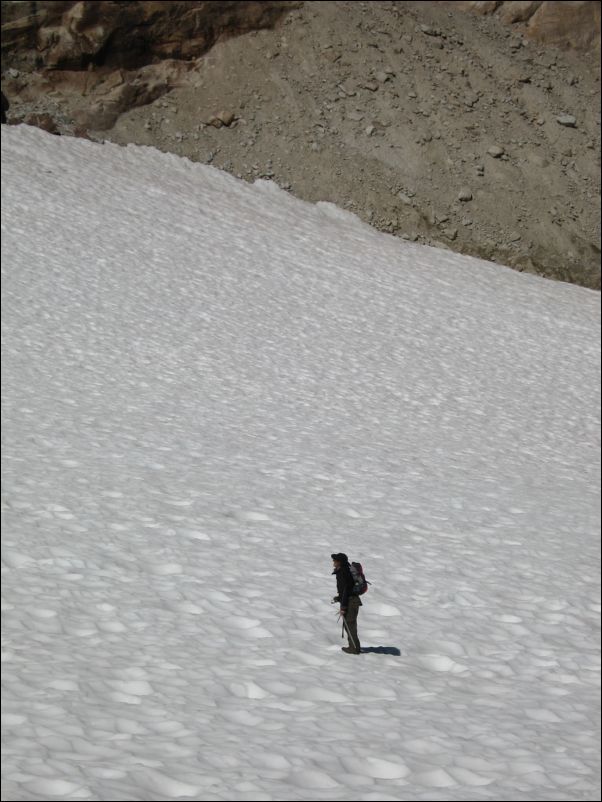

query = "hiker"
(331, 552), (362, 654)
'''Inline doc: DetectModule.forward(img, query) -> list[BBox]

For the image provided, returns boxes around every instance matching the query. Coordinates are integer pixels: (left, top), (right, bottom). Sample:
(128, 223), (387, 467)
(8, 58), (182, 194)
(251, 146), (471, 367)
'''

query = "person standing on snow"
(331, 553), (362, 654)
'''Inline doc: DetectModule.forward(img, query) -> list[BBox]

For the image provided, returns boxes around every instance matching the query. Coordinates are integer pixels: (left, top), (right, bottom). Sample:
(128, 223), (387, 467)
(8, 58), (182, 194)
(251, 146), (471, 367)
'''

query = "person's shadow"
(360, 646), (401, 656)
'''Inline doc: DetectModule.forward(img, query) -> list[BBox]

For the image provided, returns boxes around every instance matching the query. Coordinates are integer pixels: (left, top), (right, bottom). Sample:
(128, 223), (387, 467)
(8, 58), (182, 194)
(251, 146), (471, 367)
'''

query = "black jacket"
(333, 562), (362, 611)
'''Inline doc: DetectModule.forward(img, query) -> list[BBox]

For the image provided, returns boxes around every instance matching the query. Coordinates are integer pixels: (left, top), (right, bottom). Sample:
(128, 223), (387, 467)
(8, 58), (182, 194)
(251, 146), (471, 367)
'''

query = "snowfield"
(1, 124), (600, 801)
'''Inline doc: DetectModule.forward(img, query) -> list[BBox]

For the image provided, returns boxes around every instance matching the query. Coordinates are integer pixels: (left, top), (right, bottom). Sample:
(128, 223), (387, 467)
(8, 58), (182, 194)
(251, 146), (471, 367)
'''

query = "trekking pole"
(333, 601), (346, 641)
(342, 615), (359, 652)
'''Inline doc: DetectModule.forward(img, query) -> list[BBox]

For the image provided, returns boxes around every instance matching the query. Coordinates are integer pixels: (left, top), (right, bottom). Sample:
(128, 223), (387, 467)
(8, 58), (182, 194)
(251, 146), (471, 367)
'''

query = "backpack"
(350, 561), (370, 595)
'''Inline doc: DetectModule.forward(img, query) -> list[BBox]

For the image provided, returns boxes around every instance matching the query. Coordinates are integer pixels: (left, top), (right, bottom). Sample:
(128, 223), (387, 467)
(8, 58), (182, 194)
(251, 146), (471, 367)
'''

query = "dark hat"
(331, 553), (348, 563)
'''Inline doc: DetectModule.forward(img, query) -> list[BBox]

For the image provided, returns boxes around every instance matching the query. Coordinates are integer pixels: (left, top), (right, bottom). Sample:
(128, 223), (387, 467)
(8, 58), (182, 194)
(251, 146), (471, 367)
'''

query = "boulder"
(556, 114), (577, 127)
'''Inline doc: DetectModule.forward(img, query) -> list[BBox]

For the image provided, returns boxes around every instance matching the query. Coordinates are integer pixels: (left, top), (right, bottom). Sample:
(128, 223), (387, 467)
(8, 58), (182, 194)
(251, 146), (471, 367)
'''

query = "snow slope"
(1, 124), (600, 802)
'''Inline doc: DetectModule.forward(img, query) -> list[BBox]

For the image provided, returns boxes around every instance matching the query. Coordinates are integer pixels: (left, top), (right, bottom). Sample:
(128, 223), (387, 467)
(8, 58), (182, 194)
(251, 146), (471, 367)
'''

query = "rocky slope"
(2, 0), (600, 288)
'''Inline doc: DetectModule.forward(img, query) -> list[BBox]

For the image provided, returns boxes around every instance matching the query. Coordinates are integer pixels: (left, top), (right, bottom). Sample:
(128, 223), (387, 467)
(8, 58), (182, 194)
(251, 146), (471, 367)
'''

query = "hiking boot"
(342, 646), (361, 654)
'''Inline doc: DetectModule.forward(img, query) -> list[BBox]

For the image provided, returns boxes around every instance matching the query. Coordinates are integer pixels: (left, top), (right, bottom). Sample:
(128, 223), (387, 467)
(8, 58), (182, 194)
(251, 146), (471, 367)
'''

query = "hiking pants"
(345, 596), (361, 651)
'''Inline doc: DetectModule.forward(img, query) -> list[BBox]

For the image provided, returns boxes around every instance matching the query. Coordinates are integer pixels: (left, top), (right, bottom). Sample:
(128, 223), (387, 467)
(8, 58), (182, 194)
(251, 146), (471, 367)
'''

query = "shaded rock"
(22, 112), (60, 134)
(430, 239), (452, 251)
(321, 48), (342, 63)
(73, 126), (91, 140)
(338, 81), (357, 97)
(420, 25), (442, 37)
(217, 110), (236, 127)
(397, 192), (414, 205)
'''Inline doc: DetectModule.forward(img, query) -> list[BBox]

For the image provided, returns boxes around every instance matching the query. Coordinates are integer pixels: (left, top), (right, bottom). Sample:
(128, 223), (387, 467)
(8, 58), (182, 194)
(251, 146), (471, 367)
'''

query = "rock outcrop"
(446, 1), (601, 55)
(1, 1), (298, 129)
(1, 1), (299, 70)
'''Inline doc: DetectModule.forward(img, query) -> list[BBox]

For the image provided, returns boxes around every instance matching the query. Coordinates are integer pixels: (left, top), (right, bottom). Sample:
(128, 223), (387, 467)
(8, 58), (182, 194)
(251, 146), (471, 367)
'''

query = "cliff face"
(1, 1), (298, 128)
(1, 1), (299, 71)
(1, 1), (600, 288)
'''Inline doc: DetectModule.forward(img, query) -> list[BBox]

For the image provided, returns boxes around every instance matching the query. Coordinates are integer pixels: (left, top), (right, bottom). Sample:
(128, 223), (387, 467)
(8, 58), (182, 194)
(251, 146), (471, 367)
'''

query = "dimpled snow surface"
(1, 125), (600, 802)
